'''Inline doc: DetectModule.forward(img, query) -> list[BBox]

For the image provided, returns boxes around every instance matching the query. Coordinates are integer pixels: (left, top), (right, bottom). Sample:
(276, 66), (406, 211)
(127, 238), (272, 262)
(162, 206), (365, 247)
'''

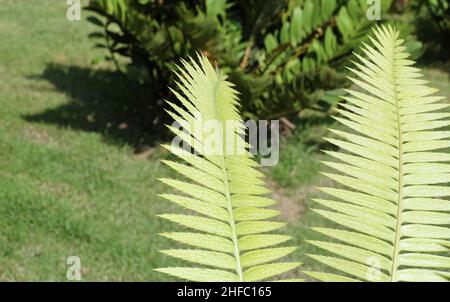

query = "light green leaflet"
(155, 55), (301, 282)
(306, 25), (450, 282)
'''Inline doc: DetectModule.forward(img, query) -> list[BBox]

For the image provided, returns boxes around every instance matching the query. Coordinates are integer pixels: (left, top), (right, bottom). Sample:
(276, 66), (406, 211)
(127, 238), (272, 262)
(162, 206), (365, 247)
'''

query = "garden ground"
(0, 0), (448, 281)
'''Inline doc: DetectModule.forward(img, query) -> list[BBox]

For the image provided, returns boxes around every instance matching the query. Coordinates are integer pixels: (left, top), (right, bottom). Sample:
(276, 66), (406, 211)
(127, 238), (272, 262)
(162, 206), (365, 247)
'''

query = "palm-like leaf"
(306, 25), (450, 282)
(155, 55), (301, 282)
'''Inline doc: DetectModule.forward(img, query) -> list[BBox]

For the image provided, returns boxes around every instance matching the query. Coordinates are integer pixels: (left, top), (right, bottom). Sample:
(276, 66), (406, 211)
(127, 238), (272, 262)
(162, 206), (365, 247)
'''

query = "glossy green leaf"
(240, 247), (296, 268)
(243, 262), (302, 282)
(161, 249), (236, 270)
(155, 268), (239, 282)
(160, 232), (234, 254)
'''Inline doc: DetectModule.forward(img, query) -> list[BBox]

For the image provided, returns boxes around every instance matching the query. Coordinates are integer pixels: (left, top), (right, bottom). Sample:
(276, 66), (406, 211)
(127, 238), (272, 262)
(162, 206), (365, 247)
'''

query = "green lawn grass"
(0, 0), (335, 281)
(0, 0), (448, 281)
(0, 0), (180, 281)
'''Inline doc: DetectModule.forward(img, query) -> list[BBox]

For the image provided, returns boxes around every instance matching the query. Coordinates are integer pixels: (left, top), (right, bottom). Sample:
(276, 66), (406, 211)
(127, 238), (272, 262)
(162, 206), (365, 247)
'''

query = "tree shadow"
(23, 63), (172, 150)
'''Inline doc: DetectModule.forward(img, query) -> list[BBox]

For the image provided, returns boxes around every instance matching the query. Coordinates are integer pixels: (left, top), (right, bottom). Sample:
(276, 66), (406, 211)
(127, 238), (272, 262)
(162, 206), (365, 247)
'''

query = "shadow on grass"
(23, 63), (171, 149)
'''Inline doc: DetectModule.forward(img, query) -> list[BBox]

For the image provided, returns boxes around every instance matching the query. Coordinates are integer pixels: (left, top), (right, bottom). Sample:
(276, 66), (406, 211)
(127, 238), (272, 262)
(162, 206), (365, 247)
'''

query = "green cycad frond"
(306, 25), (450, 282)
(156, 55), (301, 282)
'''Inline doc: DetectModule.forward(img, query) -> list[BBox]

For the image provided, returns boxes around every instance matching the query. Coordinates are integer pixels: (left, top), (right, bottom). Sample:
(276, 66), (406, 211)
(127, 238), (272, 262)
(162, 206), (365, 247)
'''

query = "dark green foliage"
(407, 0), (449, 61)
(86, 0), (394, 120)
(413, 0), (450, 34)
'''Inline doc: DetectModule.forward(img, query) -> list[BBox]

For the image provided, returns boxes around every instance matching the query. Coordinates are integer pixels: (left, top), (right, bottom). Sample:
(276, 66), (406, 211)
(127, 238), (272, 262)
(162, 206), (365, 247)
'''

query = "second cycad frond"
(156, 55), (301, 282)
(307, 25), (450, 282)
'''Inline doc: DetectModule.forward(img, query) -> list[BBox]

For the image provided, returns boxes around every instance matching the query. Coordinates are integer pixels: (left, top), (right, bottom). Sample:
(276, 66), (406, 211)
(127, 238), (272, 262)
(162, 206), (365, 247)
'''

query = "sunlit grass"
(0, 0), (448, 281)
